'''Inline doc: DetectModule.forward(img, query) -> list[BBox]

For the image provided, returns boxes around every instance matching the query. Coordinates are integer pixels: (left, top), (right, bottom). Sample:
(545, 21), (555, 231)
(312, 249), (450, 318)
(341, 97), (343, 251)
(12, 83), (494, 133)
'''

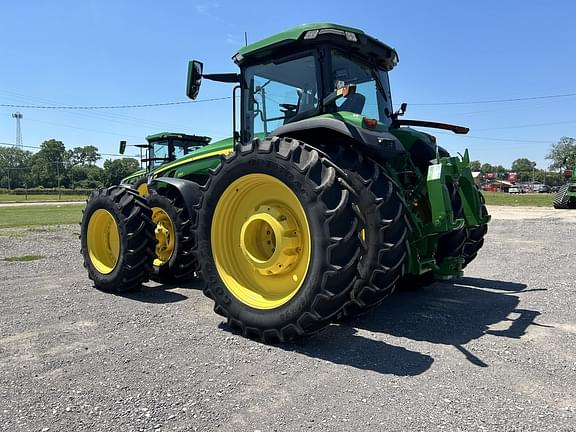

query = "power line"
(2, 92), (575, 110)
(0, 97), (231, 110)
(435, 132), (552, 144)
(474, 120), (576, 131)
(408, 92), (576, 106)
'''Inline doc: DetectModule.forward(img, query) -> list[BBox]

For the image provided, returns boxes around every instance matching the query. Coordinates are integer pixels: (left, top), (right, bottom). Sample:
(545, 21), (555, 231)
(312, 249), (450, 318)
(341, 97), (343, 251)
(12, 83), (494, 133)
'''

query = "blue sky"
(1, 0), (575, 168)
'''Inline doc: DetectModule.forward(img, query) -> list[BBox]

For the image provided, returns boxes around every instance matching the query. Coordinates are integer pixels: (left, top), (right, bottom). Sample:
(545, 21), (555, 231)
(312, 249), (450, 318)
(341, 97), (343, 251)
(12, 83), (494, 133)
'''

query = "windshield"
(150, 142), (170, 169)
(331, 50), (393, 124)
(243, 54), (319, 140)
(172, 139), (198, 159)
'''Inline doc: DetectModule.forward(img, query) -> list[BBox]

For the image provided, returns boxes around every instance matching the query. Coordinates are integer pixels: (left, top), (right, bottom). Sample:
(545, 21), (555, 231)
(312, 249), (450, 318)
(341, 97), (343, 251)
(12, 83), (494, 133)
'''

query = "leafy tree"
(68, 145), (100, 167)
(469, 160), (481, 171)
(29, 139), (68, 188)
(480, 163), (494, 173)
(0, 147), (33, 188)
(494, 165), (508, 175)
(102, 158), (140, 186)
(511, 158), (537, 174)
(546, 136), (576, 170)
(69, 164), (104, 189)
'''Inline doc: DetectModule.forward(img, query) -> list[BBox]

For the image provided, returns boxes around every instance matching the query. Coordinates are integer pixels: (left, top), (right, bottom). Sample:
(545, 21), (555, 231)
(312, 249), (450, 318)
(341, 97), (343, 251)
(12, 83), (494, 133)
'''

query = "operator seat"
(339, 93), (366, 114)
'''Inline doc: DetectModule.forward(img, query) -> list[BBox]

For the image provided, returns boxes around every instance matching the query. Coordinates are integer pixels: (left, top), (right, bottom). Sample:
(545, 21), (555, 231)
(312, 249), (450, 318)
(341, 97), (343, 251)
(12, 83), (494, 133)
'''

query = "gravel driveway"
(0, 206), (574, 431)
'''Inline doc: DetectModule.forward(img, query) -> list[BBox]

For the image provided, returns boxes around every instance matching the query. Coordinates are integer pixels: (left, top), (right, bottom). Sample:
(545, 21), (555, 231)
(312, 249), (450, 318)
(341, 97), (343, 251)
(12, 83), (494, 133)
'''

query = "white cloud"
(225, 33), (243, 46)
(195, 1), (220, 17)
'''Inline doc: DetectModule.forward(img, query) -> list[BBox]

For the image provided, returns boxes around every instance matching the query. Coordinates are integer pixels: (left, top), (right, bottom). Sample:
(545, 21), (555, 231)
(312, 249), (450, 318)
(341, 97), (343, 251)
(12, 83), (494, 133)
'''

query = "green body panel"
(382, 127), (489, 278)
(121, 137), (234, 184)
(390, 127), (435, 151)
(122, 169), (146, 184)
(238, 23), (365, 58)
(152, 137), (233, 176)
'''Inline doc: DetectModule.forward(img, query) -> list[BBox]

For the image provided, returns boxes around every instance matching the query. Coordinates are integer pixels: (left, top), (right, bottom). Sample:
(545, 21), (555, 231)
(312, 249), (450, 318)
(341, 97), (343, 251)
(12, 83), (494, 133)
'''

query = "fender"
(271, 117), (406, 162)
(149, 176), (202, 220)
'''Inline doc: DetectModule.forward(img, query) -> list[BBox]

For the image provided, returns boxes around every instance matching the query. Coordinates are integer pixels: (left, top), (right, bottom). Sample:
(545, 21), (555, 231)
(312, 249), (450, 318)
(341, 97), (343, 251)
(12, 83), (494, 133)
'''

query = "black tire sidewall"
(81, 192), (129, 289)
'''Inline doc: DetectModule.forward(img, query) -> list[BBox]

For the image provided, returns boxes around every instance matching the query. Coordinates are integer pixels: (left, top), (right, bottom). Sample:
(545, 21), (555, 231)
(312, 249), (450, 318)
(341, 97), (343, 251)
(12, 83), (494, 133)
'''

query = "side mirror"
(397, 102), (407, 117)
(119, 140), (126, 155)
(186, 60), (204, 100)
(391, 102), (407, 120)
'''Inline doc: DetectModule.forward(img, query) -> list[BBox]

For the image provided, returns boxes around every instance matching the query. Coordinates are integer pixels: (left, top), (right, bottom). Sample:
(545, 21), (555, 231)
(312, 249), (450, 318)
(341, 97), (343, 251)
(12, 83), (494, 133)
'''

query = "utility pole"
(11, 112), (23, 149)
(55, 161), (61, 200)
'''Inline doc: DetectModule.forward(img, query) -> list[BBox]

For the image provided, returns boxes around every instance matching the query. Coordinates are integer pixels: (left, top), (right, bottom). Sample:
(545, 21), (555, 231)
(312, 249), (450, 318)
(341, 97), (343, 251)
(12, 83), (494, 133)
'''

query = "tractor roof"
(234, 23), (398, 70)
(146, 132), (211, 144)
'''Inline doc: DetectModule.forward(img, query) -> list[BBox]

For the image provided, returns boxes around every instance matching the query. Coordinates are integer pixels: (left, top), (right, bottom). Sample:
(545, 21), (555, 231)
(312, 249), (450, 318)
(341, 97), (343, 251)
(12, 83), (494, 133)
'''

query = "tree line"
(1, 136), (575, 190)
(469, 136), (575, 185)
(0, 139), (140, 190)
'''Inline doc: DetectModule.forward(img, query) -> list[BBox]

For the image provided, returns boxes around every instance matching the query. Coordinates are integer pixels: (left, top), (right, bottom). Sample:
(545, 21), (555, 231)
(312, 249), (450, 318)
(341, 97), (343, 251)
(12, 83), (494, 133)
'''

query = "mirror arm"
(203, 73), (240, 83)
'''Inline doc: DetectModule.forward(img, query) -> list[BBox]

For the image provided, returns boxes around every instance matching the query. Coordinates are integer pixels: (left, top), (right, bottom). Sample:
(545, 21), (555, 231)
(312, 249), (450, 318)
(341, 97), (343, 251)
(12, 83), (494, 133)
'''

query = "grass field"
(482, 192), (554, 207)
(0, 194), (88, 202)
(0, 204), (84, 228)
(0, 191), (556, 229)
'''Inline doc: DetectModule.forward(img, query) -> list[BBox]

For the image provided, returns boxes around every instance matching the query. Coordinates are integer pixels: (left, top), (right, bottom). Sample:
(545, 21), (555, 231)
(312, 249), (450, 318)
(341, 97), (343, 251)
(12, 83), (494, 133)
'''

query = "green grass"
(0, 194), (88, 202)
(2, 255), (44, 262)
(0, 204), (84, 228)
(482, 192), (554, 207)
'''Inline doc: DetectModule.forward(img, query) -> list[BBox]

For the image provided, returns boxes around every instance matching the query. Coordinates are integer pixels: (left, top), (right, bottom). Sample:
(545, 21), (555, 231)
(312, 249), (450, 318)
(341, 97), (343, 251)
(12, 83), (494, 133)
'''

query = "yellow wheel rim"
(87, 209), (120, 274)
(137, 182), (149, 197)
(212, 174), (311, 310)
(152, 207), (175, 267)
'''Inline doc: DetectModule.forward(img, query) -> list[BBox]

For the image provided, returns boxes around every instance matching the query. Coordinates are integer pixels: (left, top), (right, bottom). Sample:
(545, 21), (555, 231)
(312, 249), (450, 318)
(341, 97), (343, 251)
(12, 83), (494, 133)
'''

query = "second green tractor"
(80, 23), (490, 342)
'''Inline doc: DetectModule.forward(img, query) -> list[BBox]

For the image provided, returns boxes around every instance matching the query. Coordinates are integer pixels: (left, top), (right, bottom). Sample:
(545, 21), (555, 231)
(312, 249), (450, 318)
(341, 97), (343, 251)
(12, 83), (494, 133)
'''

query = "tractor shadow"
(117, 278), (204, 304)
(279, 277), (543, 375)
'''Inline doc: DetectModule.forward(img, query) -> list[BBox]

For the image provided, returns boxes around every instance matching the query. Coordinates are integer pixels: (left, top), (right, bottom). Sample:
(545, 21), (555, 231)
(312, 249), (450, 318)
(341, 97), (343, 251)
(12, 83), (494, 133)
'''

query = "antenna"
(244, 32), (248, 47)
(11, 112), (23, 149)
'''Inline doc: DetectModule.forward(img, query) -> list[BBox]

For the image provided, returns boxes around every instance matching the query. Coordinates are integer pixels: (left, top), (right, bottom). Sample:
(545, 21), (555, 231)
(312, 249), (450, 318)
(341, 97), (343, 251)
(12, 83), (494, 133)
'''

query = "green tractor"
(80, 23), (490, 342)
(554, 165), (576, 209)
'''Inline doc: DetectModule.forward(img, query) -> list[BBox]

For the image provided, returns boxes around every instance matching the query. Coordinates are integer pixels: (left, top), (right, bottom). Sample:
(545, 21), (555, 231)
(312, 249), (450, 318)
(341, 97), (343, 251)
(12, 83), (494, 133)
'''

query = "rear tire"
(195, 137), (361, 342)
(80, 186), (155, 292)
(554, 184), (575, 209)
(148, 188), (199, 284)
(320, 145), (410, 317)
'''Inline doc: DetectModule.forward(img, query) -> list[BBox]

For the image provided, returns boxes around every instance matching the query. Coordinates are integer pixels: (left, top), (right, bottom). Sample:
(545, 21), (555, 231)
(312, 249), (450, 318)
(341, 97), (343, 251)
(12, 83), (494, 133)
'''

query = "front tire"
(80, 186), (155, 292)
(196, 137), (361, 342)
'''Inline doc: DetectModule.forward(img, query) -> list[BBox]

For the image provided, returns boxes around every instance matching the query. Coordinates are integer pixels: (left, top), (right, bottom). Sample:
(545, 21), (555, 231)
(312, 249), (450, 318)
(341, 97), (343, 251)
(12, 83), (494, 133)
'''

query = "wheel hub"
(152, 207), (175, 266)
(87, 209), (120, 274)
(211, 173), (311, 309)
(240, 205), (302, 276)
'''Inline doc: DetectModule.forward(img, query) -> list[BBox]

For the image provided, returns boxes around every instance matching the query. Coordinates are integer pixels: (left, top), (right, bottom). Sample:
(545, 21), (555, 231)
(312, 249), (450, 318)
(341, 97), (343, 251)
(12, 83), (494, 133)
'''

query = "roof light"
(304, 30), (319, 39)
(303, 28), (358, 43)
(344, 31), (357, 42)
(233, 53), (244, 63)
(319, 29), (344, 36)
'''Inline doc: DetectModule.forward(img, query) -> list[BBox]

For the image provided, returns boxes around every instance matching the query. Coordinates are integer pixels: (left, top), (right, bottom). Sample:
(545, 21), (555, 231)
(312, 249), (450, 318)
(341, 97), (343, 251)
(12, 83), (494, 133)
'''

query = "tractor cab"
(121, 132), (211, 172)
(187, 24), (399, 144)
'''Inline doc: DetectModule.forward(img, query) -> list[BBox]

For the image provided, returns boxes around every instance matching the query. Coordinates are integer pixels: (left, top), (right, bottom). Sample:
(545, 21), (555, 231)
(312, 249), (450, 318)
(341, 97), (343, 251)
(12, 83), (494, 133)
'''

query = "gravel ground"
(0, 206), (575, 431)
